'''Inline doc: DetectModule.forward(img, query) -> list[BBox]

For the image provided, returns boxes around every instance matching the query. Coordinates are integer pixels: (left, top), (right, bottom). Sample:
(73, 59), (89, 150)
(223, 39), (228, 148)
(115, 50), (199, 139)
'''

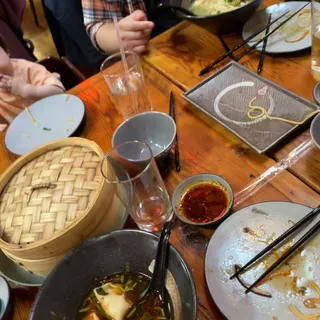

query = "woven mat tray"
(183, 62), (319, 153)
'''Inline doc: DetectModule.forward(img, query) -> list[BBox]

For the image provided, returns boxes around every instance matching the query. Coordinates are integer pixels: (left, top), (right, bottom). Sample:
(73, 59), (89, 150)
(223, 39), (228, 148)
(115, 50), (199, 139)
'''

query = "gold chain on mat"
(248, 97), (320, 125)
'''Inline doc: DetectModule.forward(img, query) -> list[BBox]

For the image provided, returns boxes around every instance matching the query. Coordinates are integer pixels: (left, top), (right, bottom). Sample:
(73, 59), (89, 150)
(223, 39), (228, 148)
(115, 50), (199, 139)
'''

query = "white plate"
(0, 276), (10, 319)
(242, 2), (311, 53)
(5, 94), (85, 156)
(205, 201), (320, 320)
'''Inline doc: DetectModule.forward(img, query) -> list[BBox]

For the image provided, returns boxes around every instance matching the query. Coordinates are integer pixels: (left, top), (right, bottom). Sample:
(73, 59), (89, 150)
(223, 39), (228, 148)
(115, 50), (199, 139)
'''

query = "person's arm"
(95, 11), (154, 54)
(0, 74), (64, 100)
(18, 84), (64, 100)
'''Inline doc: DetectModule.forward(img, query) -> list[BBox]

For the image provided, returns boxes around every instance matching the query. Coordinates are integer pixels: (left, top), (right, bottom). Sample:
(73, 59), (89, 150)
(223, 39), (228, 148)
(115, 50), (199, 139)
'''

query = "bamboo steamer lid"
(0, 138), (115, 259)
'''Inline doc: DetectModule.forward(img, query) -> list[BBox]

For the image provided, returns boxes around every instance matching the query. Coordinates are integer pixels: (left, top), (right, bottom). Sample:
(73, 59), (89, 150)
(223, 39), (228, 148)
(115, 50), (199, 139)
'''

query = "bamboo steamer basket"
(0, 137), (123, 261)
(1, 194), (126, 277)
(2, 249), (65, 277)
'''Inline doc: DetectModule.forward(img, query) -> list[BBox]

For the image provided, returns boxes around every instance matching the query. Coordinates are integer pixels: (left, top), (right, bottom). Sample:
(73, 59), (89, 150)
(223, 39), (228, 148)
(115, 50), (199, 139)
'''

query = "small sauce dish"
(172, 174), (233, 227)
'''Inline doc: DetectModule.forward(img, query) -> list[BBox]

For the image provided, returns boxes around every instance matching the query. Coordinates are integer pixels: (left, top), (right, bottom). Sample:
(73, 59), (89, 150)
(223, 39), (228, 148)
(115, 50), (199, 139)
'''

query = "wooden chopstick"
(246, 216), (320, 294)
(170, 92), (181, 172)
(257, 14), (272, 74)
(236, 2), (309, 61)
(230, 206), (320, 280)
(199, 10), (289, 76)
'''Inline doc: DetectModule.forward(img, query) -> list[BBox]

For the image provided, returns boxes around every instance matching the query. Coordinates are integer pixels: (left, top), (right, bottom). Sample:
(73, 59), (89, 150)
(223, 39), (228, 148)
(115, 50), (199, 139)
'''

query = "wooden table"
(142, 0), (320, 194)
(9, 60), (319, 319)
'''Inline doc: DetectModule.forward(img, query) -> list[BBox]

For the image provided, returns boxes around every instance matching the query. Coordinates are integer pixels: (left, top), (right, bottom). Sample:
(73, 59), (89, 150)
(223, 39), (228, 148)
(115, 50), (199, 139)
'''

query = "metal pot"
(158, 0), (263, 34)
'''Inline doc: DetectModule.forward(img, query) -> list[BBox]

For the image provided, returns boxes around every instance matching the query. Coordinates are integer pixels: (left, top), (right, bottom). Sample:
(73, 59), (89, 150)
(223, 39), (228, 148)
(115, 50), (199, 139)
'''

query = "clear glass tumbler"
(100, 51), (152, 119)
(312, 0), (320, 80)
(101, 141), (173, 233)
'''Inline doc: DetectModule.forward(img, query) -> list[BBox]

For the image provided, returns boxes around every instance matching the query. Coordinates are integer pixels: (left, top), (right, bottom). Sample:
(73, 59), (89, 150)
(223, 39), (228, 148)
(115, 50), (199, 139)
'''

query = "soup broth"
(77, 272), (168, 320)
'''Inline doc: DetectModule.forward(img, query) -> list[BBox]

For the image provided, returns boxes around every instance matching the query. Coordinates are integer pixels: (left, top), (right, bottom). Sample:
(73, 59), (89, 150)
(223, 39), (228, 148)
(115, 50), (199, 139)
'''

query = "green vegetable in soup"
(77, 272), (170, 320)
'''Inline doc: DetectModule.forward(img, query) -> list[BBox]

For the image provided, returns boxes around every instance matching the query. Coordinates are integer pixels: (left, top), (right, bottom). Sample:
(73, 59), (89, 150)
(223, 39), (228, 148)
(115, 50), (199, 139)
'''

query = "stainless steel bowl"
(158, 0), (262, 35)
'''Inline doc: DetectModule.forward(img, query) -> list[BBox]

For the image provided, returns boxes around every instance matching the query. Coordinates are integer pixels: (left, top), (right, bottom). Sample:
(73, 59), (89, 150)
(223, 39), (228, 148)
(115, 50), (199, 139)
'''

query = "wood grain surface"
(142, 0), (320, 193)
(7, 61), (319, 320)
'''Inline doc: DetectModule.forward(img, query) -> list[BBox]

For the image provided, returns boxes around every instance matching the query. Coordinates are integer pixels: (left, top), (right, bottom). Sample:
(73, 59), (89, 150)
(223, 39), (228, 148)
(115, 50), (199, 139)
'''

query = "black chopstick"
(257, 14), (272, 74)
(246, 217), (320, 294)
(170, 92), (181, 172)
(236, 2), (309, 61)
(199, 10), (289, 76)
(230, 206), (320, 280)
(218, 35), (235, 60)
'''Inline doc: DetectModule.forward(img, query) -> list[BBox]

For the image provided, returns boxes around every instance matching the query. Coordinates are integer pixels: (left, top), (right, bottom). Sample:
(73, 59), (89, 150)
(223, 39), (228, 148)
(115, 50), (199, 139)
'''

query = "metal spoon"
(126, 220), (175, 319)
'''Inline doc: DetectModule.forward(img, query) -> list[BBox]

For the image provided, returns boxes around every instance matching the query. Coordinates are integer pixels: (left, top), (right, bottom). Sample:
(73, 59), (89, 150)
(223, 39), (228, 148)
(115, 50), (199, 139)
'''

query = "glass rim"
(100, 140), (154, 185)
(100, 50), (138, 78)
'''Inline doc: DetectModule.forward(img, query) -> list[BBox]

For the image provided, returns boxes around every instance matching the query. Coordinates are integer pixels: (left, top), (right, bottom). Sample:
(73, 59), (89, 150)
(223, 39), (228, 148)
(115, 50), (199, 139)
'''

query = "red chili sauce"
(180, 183), (228, 223)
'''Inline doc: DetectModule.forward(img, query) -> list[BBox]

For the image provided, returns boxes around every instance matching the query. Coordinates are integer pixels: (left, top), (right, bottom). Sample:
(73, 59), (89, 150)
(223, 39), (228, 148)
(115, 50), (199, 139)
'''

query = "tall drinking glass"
(312, 0), (320, 80)
(101, 141), (173, 233)
(100, 51), (152, 119)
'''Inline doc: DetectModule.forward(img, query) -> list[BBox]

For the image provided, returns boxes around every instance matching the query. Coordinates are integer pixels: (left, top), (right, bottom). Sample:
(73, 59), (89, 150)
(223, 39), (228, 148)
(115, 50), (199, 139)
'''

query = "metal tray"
(183, 61), (319, 153)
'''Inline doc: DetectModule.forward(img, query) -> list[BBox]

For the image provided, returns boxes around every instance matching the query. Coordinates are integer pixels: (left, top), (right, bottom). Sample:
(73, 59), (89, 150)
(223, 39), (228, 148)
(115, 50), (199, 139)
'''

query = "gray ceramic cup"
(112, 111), (176, 163)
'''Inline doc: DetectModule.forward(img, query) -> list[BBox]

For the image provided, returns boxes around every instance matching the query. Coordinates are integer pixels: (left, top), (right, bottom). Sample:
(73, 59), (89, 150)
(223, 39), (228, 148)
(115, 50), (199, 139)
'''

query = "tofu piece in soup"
(94, 283), (131, 320)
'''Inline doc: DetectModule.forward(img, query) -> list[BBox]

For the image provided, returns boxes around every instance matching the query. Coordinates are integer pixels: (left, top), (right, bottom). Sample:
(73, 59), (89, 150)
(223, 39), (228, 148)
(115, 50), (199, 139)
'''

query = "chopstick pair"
(199, 2), (309, 76)
(169, 92), (181, 172)
(257, 14), (272, 74)
(230, 205), (320, 295)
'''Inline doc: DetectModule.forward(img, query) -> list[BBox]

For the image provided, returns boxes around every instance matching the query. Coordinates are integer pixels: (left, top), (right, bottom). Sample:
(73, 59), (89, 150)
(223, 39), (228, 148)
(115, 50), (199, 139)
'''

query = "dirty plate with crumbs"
(5, 94), (85, 156)
(205, 202), (320, 320)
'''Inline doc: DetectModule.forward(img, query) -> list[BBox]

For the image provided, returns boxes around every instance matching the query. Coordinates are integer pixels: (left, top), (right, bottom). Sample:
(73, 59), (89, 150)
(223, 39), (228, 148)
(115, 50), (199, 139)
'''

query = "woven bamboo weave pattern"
(0, 146), (102, 245)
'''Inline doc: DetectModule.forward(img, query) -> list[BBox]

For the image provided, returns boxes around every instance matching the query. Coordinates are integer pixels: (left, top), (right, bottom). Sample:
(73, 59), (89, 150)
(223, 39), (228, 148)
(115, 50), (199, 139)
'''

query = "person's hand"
(0, 74), (28, 97)
(118, 10), (154, 54)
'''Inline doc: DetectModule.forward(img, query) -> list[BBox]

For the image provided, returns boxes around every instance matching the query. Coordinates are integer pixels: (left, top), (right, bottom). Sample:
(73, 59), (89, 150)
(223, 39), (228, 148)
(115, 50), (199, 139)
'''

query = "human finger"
(126, 37), (150, 50)
(121, 29), (152, 41)
(132, 44), (148, 54)
(131, 10), (147, 21)
(121, 20), (154, 32)
(0, 83), (8, 91)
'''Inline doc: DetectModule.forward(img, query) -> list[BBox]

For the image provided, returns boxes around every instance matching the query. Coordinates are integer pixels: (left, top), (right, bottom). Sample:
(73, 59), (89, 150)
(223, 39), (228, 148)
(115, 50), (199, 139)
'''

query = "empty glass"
(101, 141), (173, 233)
(312, 0), (320, 80)
(100, 51), (152, 119)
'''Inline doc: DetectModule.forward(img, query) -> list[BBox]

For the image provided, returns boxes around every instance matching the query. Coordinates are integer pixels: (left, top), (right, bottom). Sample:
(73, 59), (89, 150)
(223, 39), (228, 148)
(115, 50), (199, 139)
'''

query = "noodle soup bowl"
(157, 0), (262, 35)
(29, 229), (197, 320)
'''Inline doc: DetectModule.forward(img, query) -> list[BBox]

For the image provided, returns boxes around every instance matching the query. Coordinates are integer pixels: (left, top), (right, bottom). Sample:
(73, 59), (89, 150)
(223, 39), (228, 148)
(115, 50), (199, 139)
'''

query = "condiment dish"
(172, 173), (233, 227)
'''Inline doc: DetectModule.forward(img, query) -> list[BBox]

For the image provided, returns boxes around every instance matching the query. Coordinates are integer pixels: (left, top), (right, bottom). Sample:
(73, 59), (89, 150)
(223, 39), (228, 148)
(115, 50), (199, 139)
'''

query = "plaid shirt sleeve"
(82, 0), (146, 51)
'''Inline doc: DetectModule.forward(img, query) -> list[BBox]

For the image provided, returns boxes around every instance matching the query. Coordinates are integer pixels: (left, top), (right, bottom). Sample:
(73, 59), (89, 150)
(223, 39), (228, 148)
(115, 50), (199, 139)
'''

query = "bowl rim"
(173, 0), (261, 20)
(0, 275), (11, 319)
(310, 113), (320, 149)
(30, 229), (197, 320)
(172, 173), (234, 227)
(111, 111), (177, 158)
